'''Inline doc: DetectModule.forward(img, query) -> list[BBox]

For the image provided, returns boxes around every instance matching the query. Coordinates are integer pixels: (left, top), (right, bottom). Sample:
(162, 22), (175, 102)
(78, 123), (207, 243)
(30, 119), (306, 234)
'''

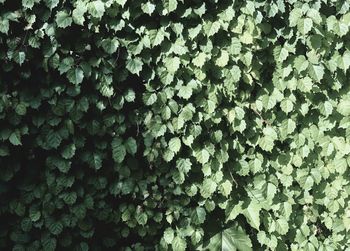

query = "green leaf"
(164, 56), (180, 73)
(47, 132), (62, 149)
(176, 158), (192, 174)
(48, 222), (63, 235)
(163, 228), (174, 244)
(0, 17), (9, 34)
(199, 225), (253, 251)
(204, 21), (221, 37)
(44, 0), (59, 10)
(275, 218), (289, 235)
(72, 2), (87, 25)
(178, 85), (193, 100)
(125, 137), (137, 155)
(143, 93), (157, 106)
(149, 28), (166, 46)
(216, 50), (230, 67)
(163, 149), (175, 162)
(280, 98), (294, 114)
(30, 209), (41, 222)
(163, 0), (178, 14)
(226, 201), (243, 222)
(243, 200), (261, 230)
(112, 137), (126, 163)
(320, 101), (333, 117)
(115, 0), (127, 6)
(136, 212), (148, 226)
(89, 153), (102, 170)
(195, 149), (210, 164)
(88, 0), (105, 18)
(337, 99), (350, 116)
(193, 52), (207, 68)
(62, 192), (77, 205)
(168, 137), (181, 153)
(172, 236), (186, 251)
(280, 119), (296, 138)
(16, 51), (25, 65)
(15, 103), (27, 115)
(42, 238), (57, 251)
(126, 58), (143, 75)
(258, 136), (274, 152)
(61, 144), (76, 159)
(308, 64), (324, 82)
(200, 178), (217, 198)
(293, 55), (309, 73)
(219, 180), (232, 197)
(56, 11), (72, 28)
(274, 46), (289, 63)
(141, 2), (156, 15)
(22, 0), (35, 9)
(338, 50), (350, 72)
(297, 18), (313, 35)
(101, 38), (119, 54)
(9, 132), (21, 146)
(67, 68), (84, 85)
(124, 89), (135, 102)
(58, 57), (74, 74)
(191, 207), (206, 225)
(172, 170), (185, 184)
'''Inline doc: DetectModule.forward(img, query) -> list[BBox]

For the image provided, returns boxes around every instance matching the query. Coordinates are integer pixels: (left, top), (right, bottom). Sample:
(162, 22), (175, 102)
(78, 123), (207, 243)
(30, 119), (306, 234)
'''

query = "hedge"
(1, 0), (350, 250)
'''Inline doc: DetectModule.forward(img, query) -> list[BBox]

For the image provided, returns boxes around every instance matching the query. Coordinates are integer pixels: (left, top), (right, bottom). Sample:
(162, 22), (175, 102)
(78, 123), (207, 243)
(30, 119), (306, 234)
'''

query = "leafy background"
(1, 0), (350, 250)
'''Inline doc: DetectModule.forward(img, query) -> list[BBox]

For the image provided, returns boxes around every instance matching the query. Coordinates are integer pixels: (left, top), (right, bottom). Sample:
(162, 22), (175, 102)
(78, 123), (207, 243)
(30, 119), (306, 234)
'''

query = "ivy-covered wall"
(1, 0), (350, 250)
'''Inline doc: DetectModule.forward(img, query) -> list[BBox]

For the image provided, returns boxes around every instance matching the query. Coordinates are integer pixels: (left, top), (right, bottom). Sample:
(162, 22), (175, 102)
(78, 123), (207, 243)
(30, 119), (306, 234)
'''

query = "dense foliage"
(1, 0), (350, 250)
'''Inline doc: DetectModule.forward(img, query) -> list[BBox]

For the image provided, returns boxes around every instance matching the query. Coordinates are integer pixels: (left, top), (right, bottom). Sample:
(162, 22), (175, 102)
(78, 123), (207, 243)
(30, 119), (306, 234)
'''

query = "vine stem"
(229, 170), (238, 188)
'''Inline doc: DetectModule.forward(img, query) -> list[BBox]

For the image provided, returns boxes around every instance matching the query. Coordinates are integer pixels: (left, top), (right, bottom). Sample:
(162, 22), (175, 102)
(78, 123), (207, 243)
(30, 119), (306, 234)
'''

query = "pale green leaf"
(289, 8), (302, 27)
(195, 149), (210, 164)
(200, 178), (217, 198)
(164, 228), (174, 244)
(169, 137), (181, 153)
(199, 225), (252, 251)
(56, 11), (72, 28)
(297, 18), (313, 35)
(164, 56), (180, 73)
(243, 200), (261, 230)
(308, 64), (324, 82)
(72, 2), (87, 25)
(163, 0), (178, 14)
(177, 158), (192, 174)
(338, 50), (350, 72)
(338, 99), (350, 116)
(141, 2), (156, 15)
(280, 98), (294, 114)
(126, 58), (143, 75)
(172, 236), (186, 251)
(275, 218), (289, 235)
(191, 207), (206, 225)
(280, 119), (296, 138)
(178, 85), (193, 100)
(44, 0), (59, 10)
(193, 52), (207, 68)
(88, 0), (105, 19)
(204, 21), (221, 37)
(216, 50), (229, 67)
